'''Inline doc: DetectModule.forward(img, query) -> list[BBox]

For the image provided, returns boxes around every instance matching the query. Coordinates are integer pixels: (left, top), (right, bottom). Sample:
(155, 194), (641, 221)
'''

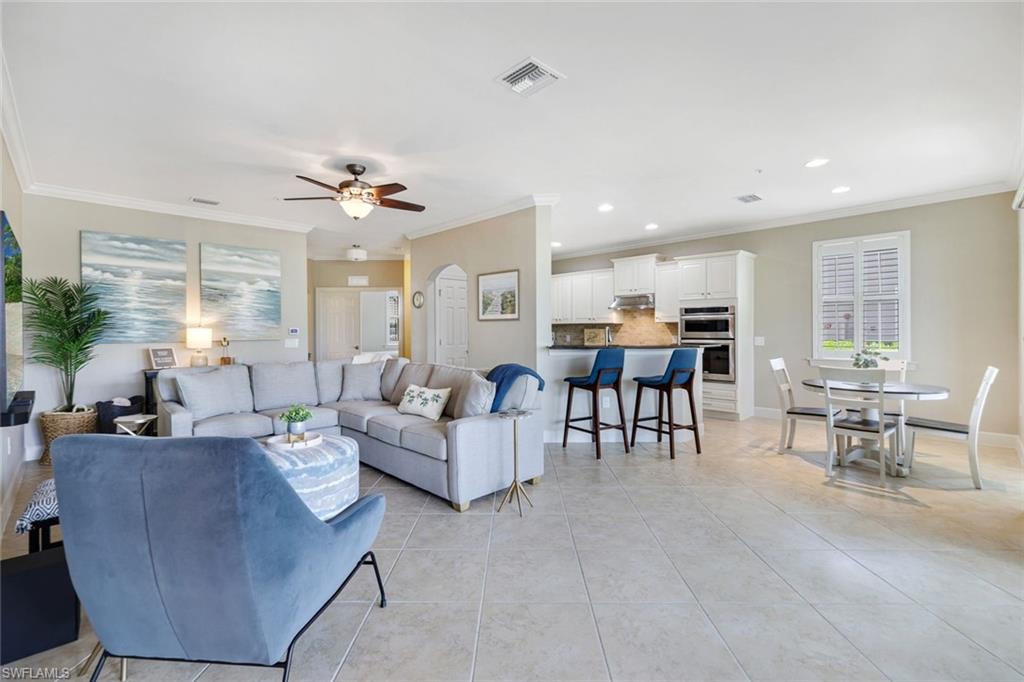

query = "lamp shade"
(340, 198), (374, 220)
(186, 327), (213, 350)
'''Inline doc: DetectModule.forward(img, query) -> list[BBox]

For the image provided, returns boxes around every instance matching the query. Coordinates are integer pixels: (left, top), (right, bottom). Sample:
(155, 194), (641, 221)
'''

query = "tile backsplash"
(552, 309), (677, 345)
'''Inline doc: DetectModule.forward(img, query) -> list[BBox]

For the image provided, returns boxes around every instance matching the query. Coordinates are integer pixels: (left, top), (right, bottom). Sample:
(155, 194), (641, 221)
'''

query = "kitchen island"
(538, 346), (703, 446)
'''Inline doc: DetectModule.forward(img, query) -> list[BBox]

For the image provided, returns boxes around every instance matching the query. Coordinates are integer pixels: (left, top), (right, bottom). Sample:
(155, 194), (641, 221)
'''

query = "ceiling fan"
(283, 163), (425, 221)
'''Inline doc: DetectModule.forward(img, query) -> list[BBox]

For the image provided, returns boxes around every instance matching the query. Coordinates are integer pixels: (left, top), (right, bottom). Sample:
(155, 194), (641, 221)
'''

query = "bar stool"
(629, 348), (701, 458)
(561, 348), (630, 459)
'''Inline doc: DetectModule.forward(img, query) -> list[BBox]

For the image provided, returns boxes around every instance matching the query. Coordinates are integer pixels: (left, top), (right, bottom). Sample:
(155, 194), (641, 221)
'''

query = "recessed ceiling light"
(597, 203), (614, 213)
(644, 223), (659, 231)
(804, 158), (830, 168)
(832, 186), (851, 194)
(550, 241), (562, 248)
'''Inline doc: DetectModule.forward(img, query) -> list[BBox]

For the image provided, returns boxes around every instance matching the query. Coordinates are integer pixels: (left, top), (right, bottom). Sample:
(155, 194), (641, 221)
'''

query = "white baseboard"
(24, 445), (43, 462)
(754, 406), (782, 419)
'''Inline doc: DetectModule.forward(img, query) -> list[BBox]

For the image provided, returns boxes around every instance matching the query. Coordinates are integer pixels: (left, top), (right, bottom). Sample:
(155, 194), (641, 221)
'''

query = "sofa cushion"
(456, 373), (497, 419)
(157, 366), (215, 403)
(494, 374), (542, 411)
(427, 365), (482, 418)
(251, 362), (319, 411)
(401, 420), (450, 461)
(380, 357), (410, 402)
(324, 400), (397, 433)
(193, 412), (274, 438)
(340, 361), (385, 401)
(367, 412), (439, 447)
(259, 405), (340, 435)
(396, 384), (451, 422)
(314, 359), (351, 404)
(176, 367), (254, 420)
(390, 363), (435, 405)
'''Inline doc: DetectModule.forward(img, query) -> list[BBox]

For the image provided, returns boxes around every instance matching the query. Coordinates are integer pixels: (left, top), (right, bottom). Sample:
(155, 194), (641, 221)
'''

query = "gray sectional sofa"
(155, 358), (543, 510)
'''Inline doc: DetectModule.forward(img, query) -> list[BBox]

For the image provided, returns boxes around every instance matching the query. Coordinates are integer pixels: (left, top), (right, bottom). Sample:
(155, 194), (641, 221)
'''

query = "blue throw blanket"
(487, 364), (545, 413)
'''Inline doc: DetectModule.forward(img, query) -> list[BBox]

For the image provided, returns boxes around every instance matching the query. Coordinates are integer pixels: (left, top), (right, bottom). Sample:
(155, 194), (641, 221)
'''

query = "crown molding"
(25, 183), (316, 233)
(405, 193), (560, 241)
(554, 182), (1014, 261)
(1, 44), (35, 191)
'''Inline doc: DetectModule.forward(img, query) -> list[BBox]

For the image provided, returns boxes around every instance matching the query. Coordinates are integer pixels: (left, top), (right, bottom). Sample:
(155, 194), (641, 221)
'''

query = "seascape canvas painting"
(80, 231), (186, 343)
(201, 243), (281, 339)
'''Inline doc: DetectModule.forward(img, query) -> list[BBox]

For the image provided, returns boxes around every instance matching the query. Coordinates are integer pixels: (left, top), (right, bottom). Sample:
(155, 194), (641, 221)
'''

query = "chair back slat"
(968, 366), (999, 437)
(819, 366), (887, 414)
(875, 358), (908, 382)
(769, 357), (795, 411)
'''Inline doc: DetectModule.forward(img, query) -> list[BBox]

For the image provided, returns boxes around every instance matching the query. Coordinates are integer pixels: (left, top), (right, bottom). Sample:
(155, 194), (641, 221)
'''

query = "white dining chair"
(769, 358), (842, 453)
(905, 366), (998, 489)
(820, 366), (900, 483)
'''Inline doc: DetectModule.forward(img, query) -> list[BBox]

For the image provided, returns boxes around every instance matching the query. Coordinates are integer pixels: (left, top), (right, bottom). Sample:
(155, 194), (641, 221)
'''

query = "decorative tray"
(266, 433), (324, 450)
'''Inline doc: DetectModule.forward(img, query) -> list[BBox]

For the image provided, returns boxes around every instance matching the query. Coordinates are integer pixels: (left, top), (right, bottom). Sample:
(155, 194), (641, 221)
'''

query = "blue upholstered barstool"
(629, 348), (701, 458)
(561, 348), (630, 459)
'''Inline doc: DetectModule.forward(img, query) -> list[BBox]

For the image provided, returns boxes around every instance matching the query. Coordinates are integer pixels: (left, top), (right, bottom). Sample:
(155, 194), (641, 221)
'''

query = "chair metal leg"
(120, 658), (127, 682)
(629, 384), (643, 447)
(88, 650), (109, 682)
(591, 387), (602, 460)
(615, 382), (630, 453)
(786, 419), (797, 448)
(666, 387), (676, 459)
(77, 643), (103, 677)
(687, 388), (701, 454)
(562, 385), (574, 447)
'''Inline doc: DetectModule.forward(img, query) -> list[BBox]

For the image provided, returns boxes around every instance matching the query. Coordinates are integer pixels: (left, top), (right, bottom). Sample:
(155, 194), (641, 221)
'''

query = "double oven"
(679, 304), (735, 382)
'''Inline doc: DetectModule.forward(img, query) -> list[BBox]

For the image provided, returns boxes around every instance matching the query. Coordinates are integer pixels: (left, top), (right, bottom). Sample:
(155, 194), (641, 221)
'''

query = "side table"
(114, 414), (158, 437)
(496, 409), (534, 517)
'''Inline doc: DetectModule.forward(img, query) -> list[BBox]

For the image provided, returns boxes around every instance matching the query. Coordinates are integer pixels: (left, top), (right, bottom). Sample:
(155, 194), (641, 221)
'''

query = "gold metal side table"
(496, 409), (534, 517)
(113, 414), (158, 437)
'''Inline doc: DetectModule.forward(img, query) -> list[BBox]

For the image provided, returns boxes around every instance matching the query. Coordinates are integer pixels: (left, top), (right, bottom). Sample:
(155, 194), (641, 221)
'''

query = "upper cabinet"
(611, 254), (658, 295)
(654, 262), (679, 322)
(678, 255), (736, 300)
(552, 269), (615, 324)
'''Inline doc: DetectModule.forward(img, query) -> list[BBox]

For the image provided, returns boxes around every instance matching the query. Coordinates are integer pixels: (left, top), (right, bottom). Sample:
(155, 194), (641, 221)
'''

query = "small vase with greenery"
(23, 277), (111, 463)
(851, 347), (889, 369)
(280, 404), (314, 442)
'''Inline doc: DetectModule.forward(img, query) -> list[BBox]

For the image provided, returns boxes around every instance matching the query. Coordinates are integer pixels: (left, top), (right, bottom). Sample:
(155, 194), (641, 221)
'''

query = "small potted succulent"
(280, 404), (313, 442)
(851, 347), (889, 368)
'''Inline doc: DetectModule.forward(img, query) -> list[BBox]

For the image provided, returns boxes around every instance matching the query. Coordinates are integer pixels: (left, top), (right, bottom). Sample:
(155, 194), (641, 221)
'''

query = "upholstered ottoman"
(260, 434), (360, 521)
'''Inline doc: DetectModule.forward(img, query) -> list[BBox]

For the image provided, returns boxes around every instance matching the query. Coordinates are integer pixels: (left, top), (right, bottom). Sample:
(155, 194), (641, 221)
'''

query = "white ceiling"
(4, 2), (1021, 260)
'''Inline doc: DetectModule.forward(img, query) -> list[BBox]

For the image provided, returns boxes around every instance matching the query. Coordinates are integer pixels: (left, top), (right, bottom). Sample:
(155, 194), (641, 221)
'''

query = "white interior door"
(437, 275), (469, 366)
(316, 289), (361, 360)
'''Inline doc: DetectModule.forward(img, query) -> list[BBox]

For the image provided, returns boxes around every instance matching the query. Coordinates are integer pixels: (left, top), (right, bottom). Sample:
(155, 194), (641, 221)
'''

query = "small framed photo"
(478, 269), (519, 321)
(148, 347), (179, 369)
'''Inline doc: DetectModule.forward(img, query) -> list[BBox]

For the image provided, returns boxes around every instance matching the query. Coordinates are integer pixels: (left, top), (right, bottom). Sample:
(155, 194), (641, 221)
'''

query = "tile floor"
(3, 417), (1022, 681)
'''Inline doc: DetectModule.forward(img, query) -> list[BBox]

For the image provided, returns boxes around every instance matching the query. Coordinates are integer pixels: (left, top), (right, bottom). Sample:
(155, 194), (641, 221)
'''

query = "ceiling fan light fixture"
(340, 198), (375, 220)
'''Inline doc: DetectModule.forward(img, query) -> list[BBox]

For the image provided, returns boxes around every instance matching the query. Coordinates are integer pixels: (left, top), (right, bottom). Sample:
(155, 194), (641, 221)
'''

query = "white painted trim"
(754, 406), (782, 419)
(979, 431), (1022, 450)
(24, 444), (42, 462)
(1016, 437), (1023, 465)
(554, 183), (1012, 261)
(1, 44), (35, 191)
(405, 193), (559, 241)
(24, 183), (315, 233)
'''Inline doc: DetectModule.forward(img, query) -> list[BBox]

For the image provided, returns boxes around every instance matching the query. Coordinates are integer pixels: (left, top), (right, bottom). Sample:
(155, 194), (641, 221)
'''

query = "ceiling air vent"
(736, 194), (763, 204)
(497, 58), (565, 97)
(190, 196), (220, 206)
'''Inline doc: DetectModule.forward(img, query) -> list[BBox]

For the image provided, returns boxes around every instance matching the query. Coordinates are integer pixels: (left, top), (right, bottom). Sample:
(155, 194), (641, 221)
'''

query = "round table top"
(801, 378), (949, 400)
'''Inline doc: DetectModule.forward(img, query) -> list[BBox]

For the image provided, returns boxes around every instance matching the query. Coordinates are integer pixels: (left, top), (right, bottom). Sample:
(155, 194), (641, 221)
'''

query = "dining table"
(800, 378), (950, 477)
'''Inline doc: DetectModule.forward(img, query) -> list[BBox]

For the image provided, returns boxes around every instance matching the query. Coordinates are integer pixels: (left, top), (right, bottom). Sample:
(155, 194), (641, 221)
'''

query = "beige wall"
(19, 193), (309, 459)
(556, 192), (1020, 436)
(410, 207), (550, 369)
(306, 258), (405, 357)
(1018, 203), (1023, 448)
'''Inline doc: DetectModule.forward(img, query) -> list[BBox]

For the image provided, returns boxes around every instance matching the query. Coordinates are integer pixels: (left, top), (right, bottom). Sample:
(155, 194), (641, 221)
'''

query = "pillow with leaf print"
(396, 384), (452, 421)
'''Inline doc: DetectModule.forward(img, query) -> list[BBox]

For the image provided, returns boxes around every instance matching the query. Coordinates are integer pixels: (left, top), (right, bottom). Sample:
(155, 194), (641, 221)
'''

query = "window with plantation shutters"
(813, 232), (910, 359)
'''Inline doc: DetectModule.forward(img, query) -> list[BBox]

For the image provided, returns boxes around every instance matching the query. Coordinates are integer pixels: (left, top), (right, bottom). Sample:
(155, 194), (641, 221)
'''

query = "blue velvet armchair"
(51, 435), (386, 682)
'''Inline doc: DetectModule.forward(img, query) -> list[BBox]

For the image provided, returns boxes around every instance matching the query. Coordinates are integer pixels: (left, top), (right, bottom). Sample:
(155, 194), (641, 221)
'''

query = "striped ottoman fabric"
(262, 434), (360, 522)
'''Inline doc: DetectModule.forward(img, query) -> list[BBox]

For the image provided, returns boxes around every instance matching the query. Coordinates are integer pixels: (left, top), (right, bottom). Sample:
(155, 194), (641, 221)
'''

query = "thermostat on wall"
(288, 327), (300, 336)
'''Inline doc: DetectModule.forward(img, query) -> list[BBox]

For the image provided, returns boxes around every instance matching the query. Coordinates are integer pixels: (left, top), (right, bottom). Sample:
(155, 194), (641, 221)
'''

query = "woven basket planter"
(39, 409), (97, 465)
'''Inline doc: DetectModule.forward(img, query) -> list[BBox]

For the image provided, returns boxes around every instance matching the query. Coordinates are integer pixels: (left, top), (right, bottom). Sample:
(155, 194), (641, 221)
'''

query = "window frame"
(812, 230), (911, 360)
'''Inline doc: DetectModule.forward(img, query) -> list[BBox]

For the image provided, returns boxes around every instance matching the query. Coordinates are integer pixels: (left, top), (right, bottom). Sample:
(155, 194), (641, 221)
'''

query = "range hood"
(609, 293), (655, 310)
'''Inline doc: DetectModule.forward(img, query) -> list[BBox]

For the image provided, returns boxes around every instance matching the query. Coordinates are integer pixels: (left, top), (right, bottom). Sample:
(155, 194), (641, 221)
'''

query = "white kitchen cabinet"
(706, 256), (736, 298)
(570, 273), (593, 322)
(551, 274), (573, 323)
(612, 254), (658, 295)
(678, 259), (708, 300)
(677, 255), (737, 300)
(590, 270), (615, 323)
(551, 269), (616, 324)
(654, 262), (679, 322)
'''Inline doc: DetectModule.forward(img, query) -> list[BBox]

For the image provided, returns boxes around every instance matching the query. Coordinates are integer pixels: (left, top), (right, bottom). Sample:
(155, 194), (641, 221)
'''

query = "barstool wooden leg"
(666, 387), (676, 459)
(630, 385), (643, 447)
(615, 380), (630, 453)
(687, 387), (701, 454)
(657, 390), (665, 443)
(591, 387), (602, 460)
(562, 385), (574, 447)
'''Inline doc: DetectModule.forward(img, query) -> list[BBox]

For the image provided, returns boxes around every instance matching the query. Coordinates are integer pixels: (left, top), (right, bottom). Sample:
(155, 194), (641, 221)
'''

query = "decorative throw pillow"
(396, 384), (451, 421)
(456, 373), (497, 419)
(176, 370), (234, 421)
(339, 361), (385, 401)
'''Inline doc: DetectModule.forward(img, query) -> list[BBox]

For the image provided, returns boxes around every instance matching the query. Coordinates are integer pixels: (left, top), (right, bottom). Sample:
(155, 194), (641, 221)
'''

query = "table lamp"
(186, 327), (213, 367)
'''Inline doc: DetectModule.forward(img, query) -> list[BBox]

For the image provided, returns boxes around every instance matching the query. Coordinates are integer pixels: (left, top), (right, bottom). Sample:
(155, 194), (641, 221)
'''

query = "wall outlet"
(601, 396), (611, 408)
(754, 336), (765, 346)
(284, 338), (299, 348)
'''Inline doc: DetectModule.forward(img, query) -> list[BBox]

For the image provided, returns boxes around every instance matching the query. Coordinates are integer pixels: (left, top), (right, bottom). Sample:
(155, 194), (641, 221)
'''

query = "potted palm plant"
(23, 277), (111, 464)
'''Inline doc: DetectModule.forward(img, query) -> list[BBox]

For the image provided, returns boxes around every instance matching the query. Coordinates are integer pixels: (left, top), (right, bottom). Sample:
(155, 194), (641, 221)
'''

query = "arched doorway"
(427, 264), (469, 366)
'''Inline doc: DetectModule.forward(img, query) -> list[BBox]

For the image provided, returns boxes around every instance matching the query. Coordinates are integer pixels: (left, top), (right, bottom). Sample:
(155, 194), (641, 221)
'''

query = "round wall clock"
(412, 291), (425, 309)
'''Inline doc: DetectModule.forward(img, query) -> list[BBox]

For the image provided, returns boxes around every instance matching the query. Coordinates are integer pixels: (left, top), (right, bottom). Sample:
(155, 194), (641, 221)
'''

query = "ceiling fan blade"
(283, 196), (338, 201)
(296, 175), (340, 192)
(369, 183), (407, 198)
(378, 197), (426, 212)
